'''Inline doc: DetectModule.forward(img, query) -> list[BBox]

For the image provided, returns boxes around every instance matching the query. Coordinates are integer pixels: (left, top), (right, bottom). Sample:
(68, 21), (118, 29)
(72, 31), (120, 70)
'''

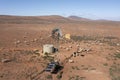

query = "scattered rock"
(76, 53), (79, 56)
(66, 48), (70, 51)
(81, 54), (85, 57)
(23, 36), (27, 38)
(40, 38), (43, 40)
(85, 48), (92, 52)
(1, 59), (12, 63)
(69, 46), (72, 48)
(60, 46), (63, 49)
(76, 44), (80, 47)
(99, 43), (103, 46)
(68, 59), (74, 63)
(34, 38), (38, 42)
(63, 47), (66, 49)
(24, 41), (30, 45)
(77, 47), (91, 53)
(33, 49), (40, 54)
(24, 40), (27, 43)
(73, 52), (77, 57)
(77, 48), (83, 53)
(116, 50), (120, 53)
(14, 40), (21, 45)
(17, 40), (21, 43)
(116, 43), (120, 46)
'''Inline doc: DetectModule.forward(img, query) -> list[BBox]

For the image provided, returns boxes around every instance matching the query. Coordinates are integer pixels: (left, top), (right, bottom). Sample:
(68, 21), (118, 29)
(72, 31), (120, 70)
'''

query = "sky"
(0, 0), (120, 20)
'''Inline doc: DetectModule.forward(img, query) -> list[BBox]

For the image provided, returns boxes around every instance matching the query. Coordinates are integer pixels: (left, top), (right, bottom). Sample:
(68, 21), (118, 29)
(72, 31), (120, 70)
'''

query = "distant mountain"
(0, 15), (119, 24)
(68, 16), (92, 21)
(0, 15), (72, 24)
(96, 19), (120, 22)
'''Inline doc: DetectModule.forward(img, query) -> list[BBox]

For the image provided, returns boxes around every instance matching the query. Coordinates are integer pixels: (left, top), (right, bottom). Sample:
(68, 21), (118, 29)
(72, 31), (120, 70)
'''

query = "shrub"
(103, 63), (108, 66)
(114, 53), (120, 59)
(46, 75), (52, 79)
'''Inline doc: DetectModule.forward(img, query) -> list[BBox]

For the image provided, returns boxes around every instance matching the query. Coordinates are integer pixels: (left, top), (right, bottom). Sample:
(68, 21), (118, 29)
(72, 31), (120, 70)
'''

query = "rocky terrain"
(0, 15), (120, 80)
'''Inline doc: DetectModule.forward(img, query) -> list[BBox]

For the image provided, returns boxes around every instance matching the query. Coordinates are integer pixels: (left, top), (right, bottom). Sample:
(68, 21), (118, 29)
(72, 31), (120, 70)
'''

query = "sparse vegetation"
(114, 53), (120, 59)
(109, 52), (120, 80)
(90, 68), (96, 70)
(0, 15), (120, 80)
(81, 65), (84, 67)
(33, 50), (40, 56)
(71, 35), (98, 41)
(69, 75), (86, 80)
(56, 73), (62, 80)
(42, 55), (54, 62)
(82, 67), (89, 70)
(104, 36), (119, 40)
(69, 76), (74, 80)
(46, 75), (52, 79)
(76, 66), (80, 70)
(103, 63), (108, 66)
(71, 66), (75, 70)
(109, 64), (120, 80)
(71, 66), (80, 70)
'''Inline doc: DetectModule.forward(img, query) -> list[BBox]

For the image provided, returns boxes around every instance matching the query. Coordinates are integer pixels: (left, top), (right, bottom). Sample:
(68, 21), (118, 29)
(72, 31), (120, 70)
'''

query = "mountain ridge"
(0, 15), (119, 24)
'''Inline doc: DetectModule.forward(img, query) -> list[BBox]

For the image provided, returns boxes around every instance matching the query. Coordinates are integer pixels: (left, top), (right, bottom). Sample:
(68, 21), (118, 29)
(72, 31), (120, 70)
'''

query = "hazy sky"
(0, 0), (120, 20)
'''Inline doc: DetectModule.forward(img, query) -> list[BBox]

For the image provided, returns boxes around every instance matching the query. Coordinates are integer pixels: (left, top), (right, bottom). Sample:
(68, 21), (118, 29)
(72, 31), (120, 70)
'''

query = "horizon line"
(0, 14), (120, 21)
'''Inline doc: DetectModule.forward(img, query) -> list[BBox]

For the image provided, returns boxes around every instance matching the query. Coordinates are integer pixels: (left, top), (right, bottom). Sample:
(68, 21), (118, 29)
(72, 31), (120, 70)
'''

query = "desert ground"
(0, 15), (120, 80)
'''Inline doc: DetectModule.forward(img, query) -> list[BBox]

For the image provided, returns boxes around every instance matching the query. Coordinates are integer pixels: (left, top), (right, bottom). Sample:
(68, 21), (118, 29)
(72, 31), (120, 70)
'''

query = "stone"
(76, 45), (80, 47)
(33, 49), (40, 54)
(69, 46), (72, 48)
(117, 43), (120, 46)
(60, 46), (63, 49)
(66, 48), (70, 51)
(34, 38), (38, 42)
(24, 40), (27, 43)
(68, 59), (74, 63)
(77, 48), (83, 53)
(1, 59), (12, 63)
(17, 40), (20, 43)
(116, 50), (120, 53)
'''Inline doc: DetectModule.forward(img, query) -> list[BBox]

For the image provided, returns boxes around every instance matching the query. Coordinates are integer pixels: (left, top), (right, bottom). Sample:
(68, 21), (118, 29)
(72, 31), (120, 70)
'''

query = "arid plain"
(0, 15), (120, 80)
